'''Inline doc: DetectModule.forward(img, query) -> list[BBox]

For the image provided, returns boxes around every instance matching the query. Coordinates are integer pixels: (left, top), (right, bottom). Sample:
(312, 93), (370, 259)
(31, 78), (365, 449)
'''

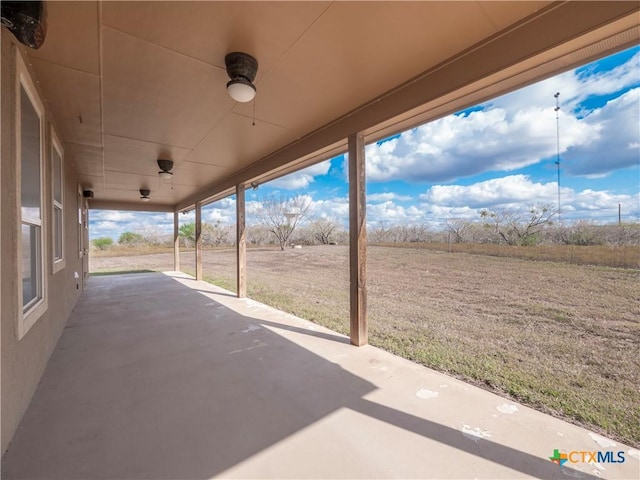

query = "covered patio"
(2, 272), (636, 479)
(3, 2), (640, 477)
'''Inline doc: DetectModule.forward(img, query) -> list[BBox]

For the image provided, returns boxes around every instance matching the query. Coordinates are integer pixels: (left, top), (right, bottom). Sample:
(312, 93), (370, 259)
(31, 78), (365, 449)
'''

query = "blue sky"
(91, 46), (640, 240)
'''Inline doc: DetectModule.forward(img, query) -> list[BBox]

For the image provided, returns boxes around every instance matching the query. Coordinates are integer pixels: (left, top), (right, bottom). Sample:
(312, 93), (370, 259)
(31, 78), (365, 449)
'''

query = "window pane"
(53, 147), (62, 204)
(77, 191), (83, 257)
(22, 223), (40, 307)
(21, 87), (41, 220)
(54, 206), (63, 260)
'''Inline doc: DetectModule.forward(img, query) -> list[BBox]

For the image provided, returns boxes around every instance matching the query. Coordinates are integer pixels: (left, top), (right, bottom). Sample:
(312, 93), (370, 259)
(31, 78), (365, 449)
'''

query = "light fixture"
(157, 159), (174, 179)
(140, 188), (151, 202)
(225, 52), (258, 103)
(1, 1), (47, 49)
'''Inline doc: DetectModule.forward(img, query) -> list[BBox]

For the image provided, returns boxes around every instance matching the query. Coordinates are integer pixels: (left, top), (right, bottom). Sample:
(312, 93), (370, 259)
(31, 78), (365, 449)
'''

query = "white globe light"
(227, 81), (256, 103)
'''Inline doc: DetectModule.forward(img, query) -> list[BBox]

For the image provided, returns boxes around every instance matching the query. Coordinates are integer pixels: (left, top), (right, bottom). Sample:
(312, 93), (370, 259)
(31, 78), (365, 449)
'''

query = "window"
(16, 51), (47, 338)
(51, 128), (64, 272)
(78, 186), (84, 258)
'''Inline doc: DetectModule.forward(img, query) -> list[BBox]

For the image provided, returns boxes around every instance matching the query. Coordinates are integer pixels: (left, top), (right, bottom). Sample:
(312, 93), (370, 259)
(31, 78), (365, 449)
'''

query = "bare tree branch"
(480, 203), (557, 246)
(251, 195), (312, 250)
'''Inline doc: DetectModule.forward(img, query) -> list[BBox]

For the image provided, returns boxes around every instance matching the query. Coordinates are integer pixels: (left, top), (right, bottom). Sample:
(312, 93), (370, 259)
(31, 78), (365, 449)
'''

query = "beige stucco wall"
(1, 28), (84, 453)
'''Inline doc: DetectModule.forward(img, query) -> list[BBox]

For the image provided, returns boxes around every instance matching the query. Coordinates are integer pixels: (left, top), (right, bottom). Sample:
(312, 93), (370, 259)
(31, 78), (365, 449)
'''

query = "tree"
(370, 223), (392, 243)
(136, 224), (164, 246)
(394, 224), (429, 243)
(247, 225), (275, 245)
(179, 222), (196, 247)
(202, 221), (232, 247)
(310, 218), (339, 244)
(480, 204), (557, 246)
(92, 237), (113, 250)
(445, 219), (470, 243)
(252, 195), (312, 250)
(118, 231), (144, 246)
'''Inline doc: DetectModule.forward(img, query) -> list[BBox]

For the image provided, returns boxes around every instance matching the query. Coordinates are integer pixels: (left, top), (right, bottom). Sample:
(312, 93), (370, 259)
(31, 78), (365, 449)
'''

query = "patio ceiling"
(21, 1), (640, 211)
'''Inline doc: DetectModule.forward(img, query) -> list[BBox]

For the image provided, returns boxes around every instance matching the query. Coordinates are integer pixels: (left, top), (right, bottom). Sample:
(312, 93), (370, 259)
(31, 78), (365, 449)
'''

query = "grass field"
(90, 245), (640, 447)
(375, 242), (640, 269)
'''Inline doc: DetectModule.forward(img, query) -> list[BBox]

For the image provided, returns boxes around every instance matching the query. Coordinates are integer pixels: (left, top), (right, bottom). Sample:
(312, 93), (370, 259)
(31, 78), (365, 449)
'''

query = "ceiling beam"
(89, 200), (174, 212)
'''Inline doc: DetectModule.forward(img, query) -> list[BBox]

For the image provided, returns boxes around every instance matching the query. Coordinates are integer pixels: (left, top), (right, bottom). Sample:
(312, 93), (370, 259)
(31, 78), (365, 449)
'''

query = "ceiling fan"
(157, 159), (174, 180)
(139, 189), (151, 202)
(1, 1), (47, 49)
(225, 52), (258, 103)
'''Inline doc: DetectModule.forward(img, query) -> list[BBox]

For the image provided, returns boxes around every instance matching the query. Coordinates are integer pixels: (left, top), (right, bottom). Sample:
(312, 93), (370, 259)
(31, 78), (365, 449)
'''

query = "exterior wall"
(1, 28), (84, 453)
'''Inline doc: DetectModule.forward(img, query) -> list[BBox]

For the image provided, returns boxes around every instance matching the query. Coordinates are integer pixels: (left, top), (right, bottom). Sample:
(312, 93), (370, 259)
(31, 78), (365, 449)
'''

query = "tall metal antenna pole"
(619, 203), (621, 225)
(554, 92), (561, 224)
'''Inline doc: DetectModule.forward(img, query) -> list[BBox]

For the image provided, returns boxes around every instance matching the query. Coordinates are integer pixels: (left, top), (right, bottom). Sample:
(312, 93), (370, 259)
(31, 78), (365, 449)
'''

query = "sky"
(90, 46), (640, 240)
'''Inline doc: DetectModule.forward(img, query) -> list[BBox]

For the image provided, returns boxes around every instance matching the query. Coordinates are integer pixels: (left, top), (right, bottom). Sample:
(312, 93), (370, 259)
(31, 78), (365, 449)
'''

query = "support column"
(236, 184), (246, 298)
(195, 202), (203, 281)
(349, 133), (367, 346)
(173, 211), (180, 272)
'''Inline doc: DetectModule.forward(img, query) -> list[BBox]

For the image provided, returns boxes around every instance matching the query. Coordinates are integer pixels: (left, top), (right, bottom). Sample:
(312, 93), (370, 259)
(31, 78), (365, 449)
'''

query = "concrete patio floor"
(2, 272), (638, 479)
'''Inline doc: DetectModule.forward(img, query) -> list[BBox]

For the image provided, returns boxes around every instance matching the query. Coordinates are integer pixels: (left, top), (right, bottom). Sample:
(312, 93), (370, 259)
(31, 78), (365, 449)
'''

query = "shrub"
(92, 237), (113, 250)
(118, 231), (145, 246)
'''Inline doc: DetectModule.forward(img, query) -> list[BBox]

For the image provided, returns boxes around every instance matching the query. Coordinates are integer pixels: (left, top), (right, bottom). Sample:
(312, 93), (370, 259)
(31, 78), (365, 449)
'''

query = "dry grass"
(375, 242), (640, 269)
(91, 245), (640, 447)
(90, 245), (175, 257)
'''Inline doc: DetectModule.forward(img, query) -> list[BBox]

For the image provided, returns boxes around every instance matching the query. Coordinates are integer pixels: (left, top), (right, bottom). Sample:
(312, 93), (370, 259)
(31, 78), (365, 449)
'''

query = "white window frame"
(51, 127), (65, 273)
(16, 50), (48, 339)
(78, 185), (84, 259)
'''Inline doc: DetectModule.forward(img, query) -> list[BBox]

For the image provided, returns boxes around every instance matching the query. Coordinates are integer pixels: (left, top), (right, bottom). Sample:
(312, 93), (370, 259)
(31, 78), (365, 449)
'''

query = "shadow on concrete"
(253, 316), (351, 345)
(2, 273), (598, 480)
(187, 286), (238, 298)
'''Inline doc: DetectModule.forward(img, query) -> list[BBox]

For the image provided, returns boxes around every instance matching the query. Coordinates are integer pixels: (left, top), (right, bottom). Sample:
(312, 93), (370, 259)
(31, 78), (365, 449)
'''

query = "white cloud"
(421, 175), (558, 208)
(365, 51), (639, 183)
(268, 160), (331, 190)
(368, 192), (413, 202)
(365, 104), (598, 183)
(204, 209), (233, 223)
(90, 212), (178, 240)
(180, 210), (195, 222)
(563, 88), (640, 176)
(93, 221), (119, 231)
(568, 189), (638, 216)
(306, 179), (638, 227)
(203, 197), (236, 224)
(491, 52), (640, 114)
(367, 202), (426, 225)
(90, 211), (137, 222)
(574, 51), (640, 98)
(307, 195), (426, 226)
(418, 175), (639, 222)
(309, 197), (350, 222)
